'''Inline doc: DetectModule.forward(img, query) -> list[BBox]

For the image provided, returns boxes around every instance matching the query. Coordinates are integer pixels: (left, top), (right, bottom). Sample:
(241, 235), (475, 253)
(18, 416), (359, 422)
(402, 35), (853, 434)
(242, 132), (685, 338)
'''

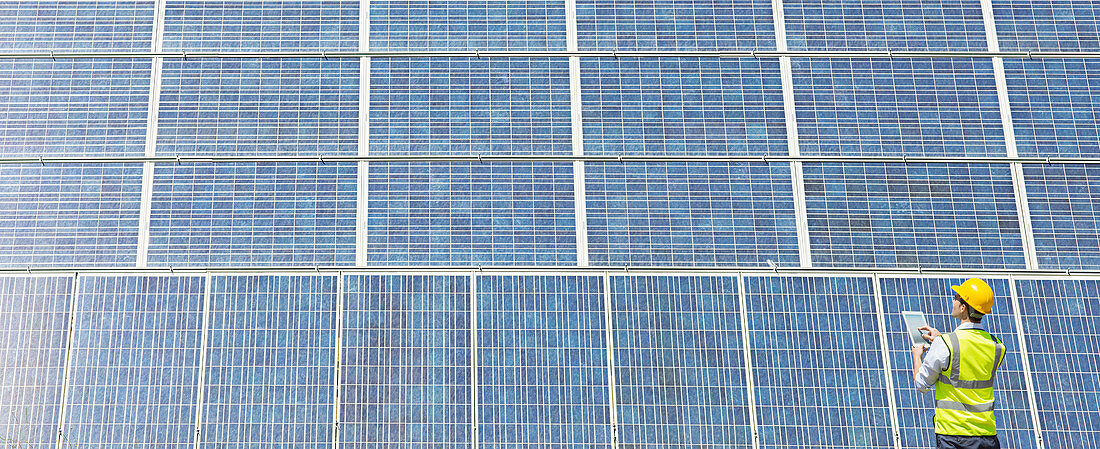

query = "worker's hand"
(912, 343), (928, 358)
(918, 325), (940, 343)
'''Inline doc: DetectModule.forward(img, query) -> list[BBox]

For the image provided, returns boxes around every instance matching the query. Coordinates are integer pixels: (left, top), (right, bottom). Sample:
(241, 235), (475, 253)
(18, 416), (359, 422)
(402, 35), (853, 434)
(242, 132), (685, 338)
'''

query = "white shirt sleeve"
(914, 336), (950, 393)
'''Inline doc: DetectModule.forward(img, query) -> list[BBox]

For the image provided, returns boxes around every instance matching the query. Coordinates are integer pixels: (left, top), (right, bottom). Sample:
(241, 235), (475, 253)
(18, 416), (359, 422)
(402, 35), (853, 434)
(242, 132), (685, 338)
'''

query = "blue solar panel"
(0, 59), (151, 157)
(147, 162), (357, 267)
(163, 0), (359, 51)
(783, 0), (987, 51)
(157, 59), (359, 156)
(993, 0), (1100, 51)
(365, 162), (577, 265)
(611, 275), (752, 448)
(370, 58), (572, 155)
(341, 275), (472, 448)
(201, 275), (336, 448)
(0, 276), (71, 449)
(1014, 278), (1100, 448)
(792, 58), (1005, 157)
(576, 0), (776, 51)
(63, 276), (204, 448)
(803, 163), (1026, 268)
(0, 164), (143, 268)
(1004, 58), (1100, 158)
(1023, 163), (1100, 270)
(477, 275), (611, 448)
(743, 276), (892, 448)
(585, 162), (800, 267)
(0, 1), (154, 51)
(369, 0), (566, 50)
(879, 277), (1037, 449)
(580, 57), (787, 156)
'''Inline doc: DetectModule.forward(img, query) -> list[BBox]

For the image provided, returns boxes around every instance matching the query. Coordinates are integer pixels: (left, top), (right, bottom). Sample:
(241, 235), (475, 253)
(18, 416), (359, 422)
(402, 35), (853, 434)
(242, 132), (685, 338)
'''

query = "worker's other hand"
(918, 325), (940, 342)
(912, 344), (928, 358)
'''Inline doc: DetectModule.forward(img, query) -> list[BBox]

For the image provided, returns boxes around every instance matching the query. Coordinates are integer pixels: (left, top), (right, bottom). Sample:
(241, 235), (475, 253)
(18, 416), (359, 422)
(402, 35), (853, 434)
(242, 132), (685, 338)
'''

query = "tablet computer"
(901, 311), (930, 346)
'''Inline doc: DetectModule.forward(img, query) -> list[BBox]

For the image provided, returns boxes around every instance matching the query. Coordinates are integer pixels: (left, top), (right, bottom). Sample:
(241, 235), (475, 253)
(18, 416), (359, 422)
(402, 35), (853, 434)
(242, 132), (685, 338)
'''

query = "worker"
(911, 278), (1006, 449)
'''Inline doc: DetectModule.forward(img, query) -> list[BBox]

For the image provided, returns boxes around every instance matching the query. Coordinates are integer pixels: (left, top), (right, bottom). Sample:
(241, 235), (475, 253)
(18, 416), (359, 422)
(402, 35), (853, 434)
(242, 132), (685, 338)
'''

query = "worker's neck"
(957, 318), (979, 325)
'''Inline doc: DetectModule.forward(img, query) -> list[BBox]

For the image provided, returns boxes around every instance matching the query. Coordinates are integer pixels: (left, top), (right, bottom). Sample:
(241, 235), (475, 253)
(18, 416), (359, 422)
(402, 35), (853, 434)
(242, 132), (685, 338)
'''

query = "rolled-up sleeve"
(915, 337), (949, 392)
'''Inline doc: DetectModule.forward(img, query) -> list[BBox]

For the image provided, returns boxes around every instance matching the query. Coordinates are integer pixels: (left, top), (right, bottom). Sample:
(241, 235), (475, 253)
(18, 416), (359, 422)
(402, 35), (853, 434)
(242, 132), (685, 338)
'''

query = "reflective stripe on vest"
(933, 330), (1005, 436)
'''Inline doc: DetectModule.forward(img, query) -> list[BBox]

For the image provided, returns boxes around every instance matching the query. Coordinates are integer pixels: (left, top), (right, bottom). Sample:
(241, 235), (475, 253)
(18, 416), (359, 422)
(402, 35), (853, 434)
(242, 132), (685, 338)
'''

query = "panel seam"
(192, 274), (212, 448)
(53, 273), (80, 449)
(469, 272), (479, 449)
(736, 273), (761, 449)
(871, 275), (903, 449)
(356, 0), (370, 266)
(772, 0), (812, 268)
(567, 0), (589, 267)
(332, 273), (345, 447)
(601, 272), (620, 448)
(136, 0), (169, 267)
(1008, 277), (1045, 449)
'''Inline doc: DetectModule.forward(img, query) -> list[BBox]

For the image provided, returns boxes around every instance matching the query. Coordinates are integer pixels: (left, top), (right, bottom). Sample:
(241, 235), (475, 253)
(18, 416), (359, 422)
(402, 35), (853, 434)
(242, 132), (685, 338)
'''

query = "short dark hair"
(959, 298), (984, 323)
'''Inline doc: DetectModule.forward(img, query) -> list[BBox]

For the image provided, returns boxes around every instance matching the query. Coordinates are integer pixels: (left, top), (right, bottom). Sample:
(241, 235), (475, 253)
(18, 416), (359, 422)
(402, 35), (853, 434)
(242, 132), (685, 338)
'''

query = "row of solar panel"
(1, 161), (1095, 269)
(1, 274), (1095, 448)
(5, 57), (1100, 158)
(2, 0), (1099, 53)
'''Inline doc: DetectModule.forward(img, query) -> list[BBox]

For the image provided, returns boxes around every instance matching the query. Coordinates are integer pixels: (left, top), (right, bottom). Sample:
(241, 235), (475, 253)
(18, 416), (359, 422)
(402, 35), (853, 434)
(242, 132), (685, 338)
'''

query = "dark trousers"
(936, 434), (1001, 449)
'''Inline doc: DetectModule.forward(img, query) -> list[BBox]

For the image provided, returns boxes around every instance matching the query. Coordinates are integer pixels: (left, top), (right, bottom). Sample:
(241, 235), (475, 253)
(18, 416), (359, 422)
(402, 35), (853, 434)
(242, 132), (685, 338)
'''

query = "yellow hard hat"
(951, 278), (995, 315)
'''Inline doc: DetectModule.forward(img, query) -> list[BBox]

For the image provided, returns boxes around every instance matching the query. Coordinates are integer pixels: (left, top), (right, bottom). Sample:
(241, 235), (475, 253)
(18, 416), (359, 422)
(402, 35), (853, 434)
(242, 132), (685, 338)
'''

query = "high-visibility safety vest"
(934, 329), (1006, 436)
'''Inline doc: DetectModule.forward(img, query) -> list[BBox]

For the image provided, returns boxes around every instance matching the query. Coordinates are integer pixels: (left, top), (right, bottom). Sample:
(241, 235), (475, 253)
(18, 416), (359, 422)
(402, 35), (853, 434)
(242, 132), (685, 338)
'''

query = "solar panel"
(0, 59), (151, 157)
(340, 275), (472, 448)
(743, 276), (892, 448)
(585, 161), (800, 267)
(1022, 163), (1100, 270)
(579, 57), (787, 156)
(0, 164), (143, 268)
(157, 58), (359, 156)
(0, 276), (71, 449)
(803, 162), (1026, 268)
(576, 0), (776, 51)
(476, 275), (611, 448)
(0, 1), (154, 51)
(878, 277), (1037, 449)
(1014, 278), (1100, 448)
(783, 0), (987, 51)
(1003, 58), (1100, 158)
(369, 0), (567, 50)
(611, 275), (752, 448)
(201, 275), (336, 448)
(162, 0), (359, 51)
(369, 57), (572, 155)
(147, 162), (357, 267)
(993, 0), (1100, 51)
(63, 275), (204, 448)
(365, 162), (578, 265)
(792, 58), (1005, 157)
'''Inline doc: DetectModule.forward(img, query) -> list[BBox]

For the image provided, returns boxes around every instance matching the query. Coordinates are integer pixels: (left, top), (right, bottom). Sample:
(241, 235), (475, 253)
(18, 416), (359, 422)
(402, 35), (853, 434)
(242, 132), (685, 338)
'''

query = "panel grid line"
(470, 272), (479, 449)
(53, 273), (79, 449)
(735, 273), (761, 449)
(191, 274), (212, 449)
(332, 272), (344, 449)
(1007, 277), (1046, 449)
(602, 272), (619, 449)
(871, 274), (903, 449)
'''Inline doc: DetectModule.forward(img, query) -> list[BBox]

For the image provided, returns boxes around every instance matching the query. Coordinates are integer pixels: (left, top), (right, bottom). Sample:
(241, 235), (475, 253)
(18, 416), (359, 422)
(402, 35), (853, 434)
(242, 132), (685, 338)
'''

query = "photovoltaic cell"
(1003, 58), (1100, 157)
(791, 58), (1006, 157)
(477, 275), (611, 448)
(1022, 164), (1100, 270)
(202, 275), (336, 448)
(611, 275), (752, 449)
(369, 0), (567, 50)
(162, 0), (359, 51)
(341, 275), (471, 448)
(783, 0), (987, 51)
(803, 163), (1026, 269)
(585, 162), (800, 267)
(63, 276), (204, 448)
(579, 57), (787, 156)
(879, 277), (1037, 449)
(576, 0), (776, 51)
(148, 162), (357, 267)
(744, 276), (892, 448)
(0, 164), (143, 268)
(0, 1), (154, 51)
(0, 59), (151, 157)
(0, 276), (71, 449)
(369, 58), (572, 155)
(1014, 278), (1100, 448)
(157, 59), (359, 156)
(993, 0), (1100, 51)
(365, 162), (577, 265)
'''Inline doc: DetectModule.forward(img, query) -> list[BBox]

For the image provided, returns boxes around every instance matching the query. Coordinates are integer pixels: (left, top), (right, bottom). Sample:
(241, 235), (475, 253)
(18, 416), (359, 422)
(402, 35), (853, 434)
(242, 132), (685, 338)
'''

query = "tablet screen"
(901, 311), (929, 346)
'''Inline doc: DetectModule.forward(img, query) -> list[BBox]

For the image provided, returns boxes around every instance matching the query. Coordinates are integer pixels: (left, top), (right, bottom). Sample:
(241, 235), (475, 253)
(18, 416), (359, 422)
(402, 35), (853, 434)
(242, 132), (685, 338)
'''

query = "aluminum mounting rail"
(5, 154), (1100, 165)
(3, 265), (1097, 277)
(5, 49), (1100, 60)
